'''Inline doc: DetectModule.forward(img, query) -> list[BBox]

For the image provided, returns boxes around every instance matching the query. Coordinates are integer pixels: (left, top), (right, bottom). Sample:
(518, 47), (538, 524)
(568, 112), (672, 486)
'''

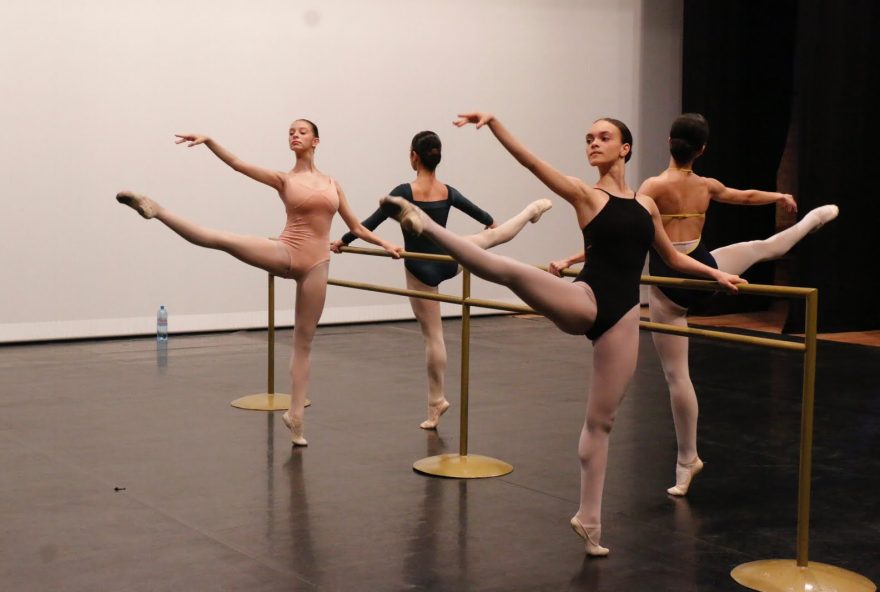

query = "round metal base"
(230, 394), (311, 411)
(413, 453), (513, 479)
(731, 560), (876, 592)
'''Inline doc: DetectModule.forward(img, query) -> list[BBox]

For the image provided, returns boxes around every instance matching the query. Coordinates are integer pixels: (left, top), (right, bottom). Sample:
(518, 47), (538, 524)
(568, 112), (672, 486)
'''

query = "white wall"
(0, 0), (682, 343)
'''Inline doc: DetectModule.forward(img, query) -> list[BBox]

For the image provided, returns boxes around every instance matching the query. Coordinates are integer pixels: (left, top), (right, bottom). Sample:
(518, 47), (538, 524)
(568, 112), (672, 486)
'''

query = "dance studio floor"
(1, 315), (877, 591)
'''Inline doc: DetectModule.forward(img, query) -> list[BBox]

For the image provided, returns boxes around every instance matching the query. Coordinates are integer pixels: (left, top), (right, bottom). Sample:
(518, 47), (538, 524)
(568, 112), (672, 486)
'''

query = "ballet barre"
(332, 246), (872, 592)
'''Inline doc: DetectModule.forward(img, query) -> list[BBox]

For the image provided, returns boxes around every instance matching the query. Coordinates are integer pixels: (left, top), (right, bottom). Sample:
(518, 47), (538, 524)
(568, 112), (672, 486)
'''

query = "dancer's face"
(585, 120), (629, 167)
(289, 121), (319, 153)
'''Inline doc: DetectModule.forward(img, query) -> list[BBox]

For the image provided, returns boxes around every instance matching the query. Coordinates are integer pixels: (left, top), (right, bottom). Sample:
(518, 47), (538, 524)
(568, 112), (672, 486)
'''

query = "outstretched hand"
(716, 271), (747, 293)
(174, 134), (209, 147)
(453, 112), (494, 129)
(329, 240), (345, 254)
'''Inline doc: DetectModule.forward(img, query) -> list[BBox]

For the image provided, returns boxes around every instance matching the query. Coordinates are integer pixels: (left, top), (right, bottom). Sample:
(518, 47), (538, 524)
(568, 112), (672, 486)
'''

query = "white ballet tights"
(576, 306), (641, 526)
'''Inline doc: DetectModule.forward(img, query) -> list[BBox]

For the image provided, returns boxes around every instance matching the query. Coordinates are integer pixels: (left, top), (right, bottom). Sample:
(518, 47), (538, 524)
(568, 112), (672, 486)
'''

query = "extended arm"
(707, 177), (797, 213)
(449, 187), (494, 227)
(453, 112), (589, 208)
(175, 134), (285, 191)
(335, 183), (402, 257)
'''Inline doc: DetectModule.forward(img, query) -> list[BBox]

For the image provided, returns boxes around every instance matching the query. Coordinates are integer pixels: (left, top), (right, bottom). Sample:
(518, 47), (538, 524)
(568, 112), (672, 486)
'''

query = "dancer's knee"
(585, 413), (616, 437)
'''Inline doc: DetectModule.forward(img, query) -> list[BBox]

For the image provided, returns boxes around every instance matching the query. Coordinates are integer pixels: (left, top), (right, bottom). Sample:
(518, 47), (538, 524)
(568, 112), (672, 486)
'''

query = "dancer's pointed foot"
(529, 199), (553, 223)
(667, 457), (704, 496)
(281, 412), (308, 446)
(116, 191), (160, 219)
(806, 204), (839, 233)
(419, 398), (450, 430)
(570, 516), (610, 557)
(380, 195), (425, 235)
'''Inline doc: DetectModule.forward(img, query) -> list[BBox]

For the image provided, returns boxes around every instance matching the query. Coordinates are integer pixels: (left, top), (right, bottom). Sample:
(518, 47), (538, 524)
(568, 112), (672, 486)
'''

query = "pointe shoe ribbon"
(379, 195), (425, 235)
(281, 412), (308, 446)
(116, 191), (159, 219)
(570, 516), (610, 556)
(667, 457), (703, 496)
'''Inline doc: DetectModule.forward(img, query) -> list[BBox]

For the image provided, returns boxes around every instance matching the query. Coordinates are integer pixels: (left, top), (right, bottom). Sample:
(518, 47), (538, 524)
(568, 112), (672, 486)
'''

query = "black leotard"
(341, 183), (494, 287)
(647, 241), (718, 309)
(574, 190), (655, 341)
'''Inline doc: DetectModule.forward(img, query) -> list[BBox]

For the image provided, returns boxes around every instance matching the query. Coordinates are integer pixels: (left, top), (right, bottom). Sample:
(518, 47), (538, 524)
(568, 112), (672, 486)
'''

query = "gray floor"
(1, 315), (878, 591)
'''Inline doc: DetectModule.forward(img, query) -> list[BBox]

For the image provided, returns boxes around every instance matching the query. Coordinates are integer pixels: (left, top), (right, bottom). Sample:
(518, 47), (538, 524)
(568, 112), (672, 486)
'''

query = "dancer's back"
(641, 170), (711, 242)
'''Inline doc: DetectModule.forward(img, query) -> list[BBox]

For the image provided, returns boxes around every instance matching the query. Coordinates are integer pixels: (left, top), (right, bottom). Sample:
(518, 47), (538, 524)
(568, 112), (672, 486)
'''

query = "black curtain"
(783, 1), (880, 332)
(682, 0), (798, 315)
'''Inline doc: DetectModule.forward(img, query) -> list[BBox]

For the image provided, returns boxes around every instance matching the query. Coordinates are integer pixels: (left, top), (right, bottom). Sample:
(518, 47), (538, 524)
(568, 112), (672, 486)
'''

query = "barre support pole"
(731, 290), (875, 592)
(413, 269), (513, 478)
(231, 273), (301, 411)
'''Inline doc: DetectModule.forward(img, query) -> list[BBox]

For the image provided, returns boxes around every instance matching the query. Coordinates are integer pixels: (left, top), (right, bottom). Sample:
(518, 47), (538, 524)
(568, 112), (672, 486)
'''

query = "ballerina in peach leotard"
(117, 119), (401, 446)
(276, 174), (340, 279)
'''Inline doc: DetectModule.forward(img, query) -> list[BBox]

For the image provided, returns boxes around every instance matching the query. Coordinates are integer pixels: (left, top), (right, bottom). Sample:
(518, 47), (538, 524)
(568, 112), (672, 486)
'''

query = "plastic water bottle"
(157, 305), (168, 341)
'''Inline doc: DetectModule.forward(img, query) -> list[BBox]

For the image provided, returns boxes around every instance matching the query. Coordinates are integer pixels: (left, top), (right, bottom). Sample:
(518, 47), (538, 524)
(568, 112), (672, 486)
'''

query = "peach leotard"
(275, 175), (340, 280)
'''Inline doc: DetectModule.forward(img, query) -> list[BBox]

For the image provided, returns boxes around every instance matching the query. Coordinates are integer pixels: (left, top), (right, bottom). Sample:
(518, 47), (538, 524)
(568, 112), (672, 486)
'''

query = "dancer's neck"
(667, 157), (694, 174)
(595, 163), (631, 197)
(291, 153), (318, 174)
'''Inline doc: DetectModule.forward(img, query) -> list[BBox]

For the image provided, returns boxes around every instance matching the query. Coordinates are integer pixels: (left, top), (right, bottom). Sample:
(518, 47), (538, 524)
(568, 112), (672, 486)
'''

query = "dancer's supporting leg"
(648, 287), (703, 495)
(465, 199), (553, 249)
(405, 272), (451, 429)
(710, 204), (838, 274)
(388, 200), (597, 334)
(283, 262), (329, 445)
(573, 305), (641, 556)
(117, 192), (289, 275)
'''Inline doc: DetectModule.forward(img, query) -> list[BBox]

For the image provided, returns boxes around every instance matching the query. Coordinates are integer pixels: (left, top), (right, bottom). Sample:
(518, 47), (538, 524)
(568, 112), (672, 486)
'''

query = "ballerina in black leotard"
(332, 131), (551, 429)
(380, 112), (745, 556)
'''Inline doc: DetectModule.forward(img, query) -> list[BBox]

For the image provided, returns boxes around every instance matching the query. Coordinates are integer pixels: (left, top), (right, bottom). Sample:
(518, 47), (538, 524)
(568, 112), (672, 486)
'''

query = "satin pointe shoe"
(667, 457), (704, 496)
(379, 195), (425, 235)
(807, 204), (839, 233)
(281, 412), (308, 446)
(570, 516), (610, 557)
(529, 199), (553, 223)
(116, 191), (160, 219)
(419, 399), (450, 430)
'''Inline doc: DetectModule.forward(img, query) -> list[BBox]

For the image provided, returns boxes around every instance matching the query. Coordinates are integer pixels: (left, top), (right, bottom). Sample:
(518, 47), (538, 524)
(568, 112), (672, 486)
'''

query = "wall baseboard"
(0, 300), (524, 344)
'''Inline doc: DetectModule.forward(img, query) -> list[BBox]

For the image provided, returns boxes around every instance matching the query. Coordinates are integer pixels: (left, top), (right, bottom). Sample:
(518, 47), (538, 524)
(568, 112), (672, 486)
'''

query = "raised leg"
(711, 204), (838, 275)
(117, 191), (289, 275)
(399, 204), (596, 335)
(405, 272), (451, 429)
(464, 199), (552, 249)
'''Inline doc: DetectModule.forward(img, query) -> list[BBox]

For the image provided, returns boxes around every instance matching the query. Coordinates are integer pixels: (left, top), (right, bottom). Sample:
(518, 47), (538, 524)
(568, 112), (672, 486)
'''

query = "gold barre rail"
(333, 246), (874, 592)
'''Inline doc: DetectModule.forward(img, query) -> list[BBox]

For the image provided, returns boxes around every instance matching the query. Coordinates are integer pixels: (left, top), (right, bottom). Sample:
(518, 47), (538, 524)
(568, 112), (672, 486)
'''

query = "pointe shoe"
(667, 457), (704, 496)
(379, 195), (425, 235)
(281, 412), (308, 446)
(570, 516), (610, 557)
(529, 199), (553, 223)
(419, 399), (450, 430)
(116, 191), (160, 219)
(807, 204), (839, 233)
